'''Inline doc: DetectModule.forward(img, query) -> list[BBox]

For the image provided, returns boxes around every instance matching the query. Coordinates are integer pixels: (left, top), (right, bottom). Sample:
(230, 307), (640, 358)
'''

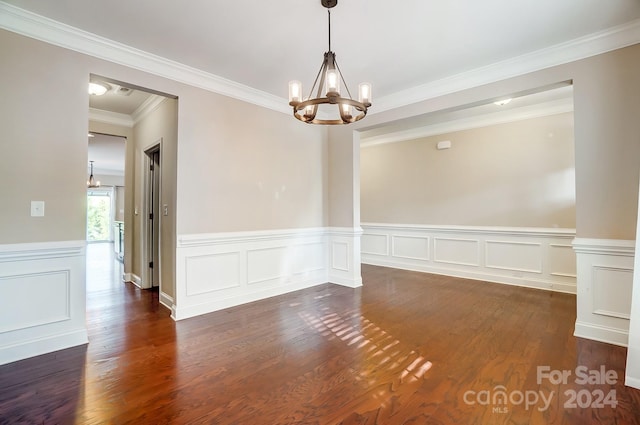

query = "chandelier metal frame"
(288, 0), (371, 125)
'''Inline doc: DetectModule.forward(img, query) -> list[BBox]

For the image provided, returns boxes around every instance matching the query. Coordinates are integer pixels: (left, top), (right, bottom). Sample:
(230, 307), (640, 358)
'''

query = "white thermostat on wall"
(436, 140), (452, 150)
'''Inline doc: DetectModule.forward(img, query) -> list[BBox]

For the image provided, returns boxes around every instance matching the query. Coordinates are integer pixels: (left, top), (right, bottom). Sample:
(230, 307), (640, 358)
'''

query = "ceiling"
(89, 80), (154, 115)
(88, 133), (126, 176)
(4, 0), (640, 106)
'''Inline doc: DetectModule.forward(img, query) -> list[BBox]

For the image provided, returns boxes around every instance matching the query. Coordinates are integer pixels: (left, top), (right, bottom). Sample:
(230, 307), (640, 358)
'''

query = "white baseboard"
(330, 275), (363, 288)
(0, 329), (88, 366)
(362, 223), (577, 293)
(0, 240), (88, 365)
(173, 273), (327, 320)
(625, 375), (640, 390)
(159, 292), (174, 310)
(127, 273), (143, 288)
(574, 321), (629, 347)
(573, 238), (635, 347)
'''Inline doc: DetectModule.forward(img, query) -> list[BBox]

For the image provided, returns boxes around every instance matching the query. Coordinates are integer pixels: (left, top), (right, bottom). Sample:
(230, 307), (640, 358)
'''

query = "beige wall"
(0, 28), (327, 246)
(0, 32), (89, 244)
(132, 98), (178, 299)
(340, 43), (640, 240)
(572, 49), (640, 239)
(1, 28), (328, 310)
(176, 91), (328, 234)
(2, 26), (637, 256)
(361, 113), (576, 227)
(115, 186), (125, 222)
(328, 126), (359, 228)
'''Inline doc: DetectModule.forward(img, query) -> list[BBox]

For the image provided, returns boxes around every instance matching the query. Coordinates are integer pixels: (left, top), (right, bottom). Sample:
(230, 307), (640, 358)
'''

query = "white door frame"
(141, 139), (162, 291)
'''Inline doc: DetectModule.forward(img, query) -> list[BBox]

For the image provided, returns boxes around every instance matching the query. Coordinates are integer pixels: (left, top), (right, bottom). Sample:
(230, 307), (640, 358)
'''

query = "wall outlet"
(30, 201), (45, 217)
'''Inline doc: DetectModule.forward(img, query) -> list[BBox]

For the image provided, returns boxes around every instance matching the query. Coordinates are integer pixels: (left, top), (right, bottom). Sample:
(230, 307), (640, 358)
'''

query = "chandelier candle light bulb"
(359, 83), (371, 105)
(288, 80), (302, 104)
(288, 0), (371, 125)
(326, 67), (340, 97)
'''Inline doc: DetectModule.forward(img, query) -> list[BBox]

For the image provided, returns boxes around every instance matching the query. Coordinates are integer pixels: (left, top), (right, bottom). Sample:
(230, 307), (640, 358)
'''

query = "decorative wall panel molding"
(573, 238), (635, 347)
(174, 227), (363, 321)
(327, 227), (363, 288)
(0, 270), (70, 333)
(362, 223), (576, 294)
(0, 240), (88, 365)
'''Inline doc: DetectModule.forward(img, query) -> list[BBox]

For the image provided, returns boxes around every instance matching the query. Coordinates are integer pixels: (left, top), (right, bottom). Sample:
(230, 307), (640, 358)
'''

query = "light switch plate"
(31, 201), (45, 217)
(163, 204), (169, 216)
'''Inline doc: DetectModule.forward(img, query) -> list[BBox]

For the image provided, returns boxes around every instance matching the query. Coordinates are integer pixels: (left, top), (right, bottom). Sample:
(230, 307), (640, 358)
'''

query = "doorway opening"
(87, 189), (113, 242)
(145, 144), (161, 289)
(88, 73), (178, 312)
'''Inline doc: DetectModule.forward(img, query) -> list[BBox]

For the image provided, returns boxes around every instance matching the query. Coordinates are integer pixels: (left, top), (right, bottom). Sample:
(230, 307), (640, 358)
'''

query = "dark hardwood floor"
(1, 244), (639, 424)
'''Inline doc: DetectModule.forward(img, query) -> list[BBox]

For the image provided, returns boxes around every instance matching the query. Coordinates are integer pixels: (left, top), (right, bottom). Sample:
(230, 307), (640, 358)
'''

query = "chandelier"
(87, 161), (101, 188)
(288, 0), (371, 125)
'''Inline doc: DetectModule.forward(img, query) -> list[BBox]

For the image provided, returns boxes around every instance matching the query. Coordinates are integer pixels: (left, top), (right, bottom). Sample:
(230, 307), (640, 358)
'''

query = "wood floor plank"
(1, 245), (639, 424)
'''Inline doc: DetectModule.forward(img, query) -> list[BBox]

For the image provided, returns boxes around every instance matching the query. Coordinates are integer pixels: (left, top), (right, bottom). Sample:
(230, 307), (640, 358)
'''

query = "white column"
(625, 179), (640, 389)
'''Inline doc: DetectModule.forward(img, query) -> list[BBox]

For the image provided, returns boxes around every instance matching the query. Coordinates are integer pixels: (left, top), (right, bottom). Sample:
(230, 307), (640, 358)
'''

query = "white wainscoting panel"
(328, 227), (363, 288)
(175, 228), (334, 320)
(485, 241), (542, 273)
(592, 266), (633, 320)
(331, 242), (349, 272)
(573, 238), (635, 347)
(362, 233), (388, 256)
(186, 252), (240, 295)
(0, 241), (88, 365)
(0, 270), (70, 333)
(434, 237), (480, 266)
(392, 235), (429, 261)
(549, 244), (577, 277)
(362, 223), (577, 294)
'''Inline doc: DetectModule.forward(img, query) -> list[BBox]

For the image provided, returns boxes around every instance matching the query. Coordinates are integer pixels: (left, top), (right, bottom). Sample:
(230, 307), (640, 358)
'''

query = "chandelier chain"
(328, 10), (331, 52)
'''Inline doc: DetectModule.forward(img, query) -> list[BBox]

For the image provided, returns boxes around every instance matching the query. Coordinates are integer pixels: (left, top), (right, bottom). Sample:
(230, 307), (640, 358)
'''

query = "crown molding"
(1, 1), (638, 115)
(88, 95), (167, 128)
(132, 94), (167, 125)
(361, 97), (574, 147)
(92, 167), (125, 177)
(0, 1), (289, 114)
(372, 19), (640, 114)
(88, 108), (133, 127)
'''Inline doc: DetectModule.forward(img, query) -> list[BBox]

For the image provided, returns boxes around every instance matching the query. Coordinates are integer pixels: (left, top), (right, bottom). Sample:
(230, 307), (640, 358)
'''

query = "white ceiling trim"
(92, 167), (124, 177)
(360, 97), (574, 148)
(0, 1), (288, 114)
(1, 1), (638, 116)
(132, 95), (167, 125)
(89, 108), (133, 128)
(373, 19), (640, 113)
(89, 95), (166, 127)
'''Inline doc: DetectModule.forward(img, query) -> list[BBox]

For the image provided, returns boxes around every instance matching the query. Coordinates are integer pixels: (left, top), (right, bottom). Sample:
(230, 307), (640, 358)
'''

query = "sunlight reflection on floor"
(299, 305), (433, 418)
